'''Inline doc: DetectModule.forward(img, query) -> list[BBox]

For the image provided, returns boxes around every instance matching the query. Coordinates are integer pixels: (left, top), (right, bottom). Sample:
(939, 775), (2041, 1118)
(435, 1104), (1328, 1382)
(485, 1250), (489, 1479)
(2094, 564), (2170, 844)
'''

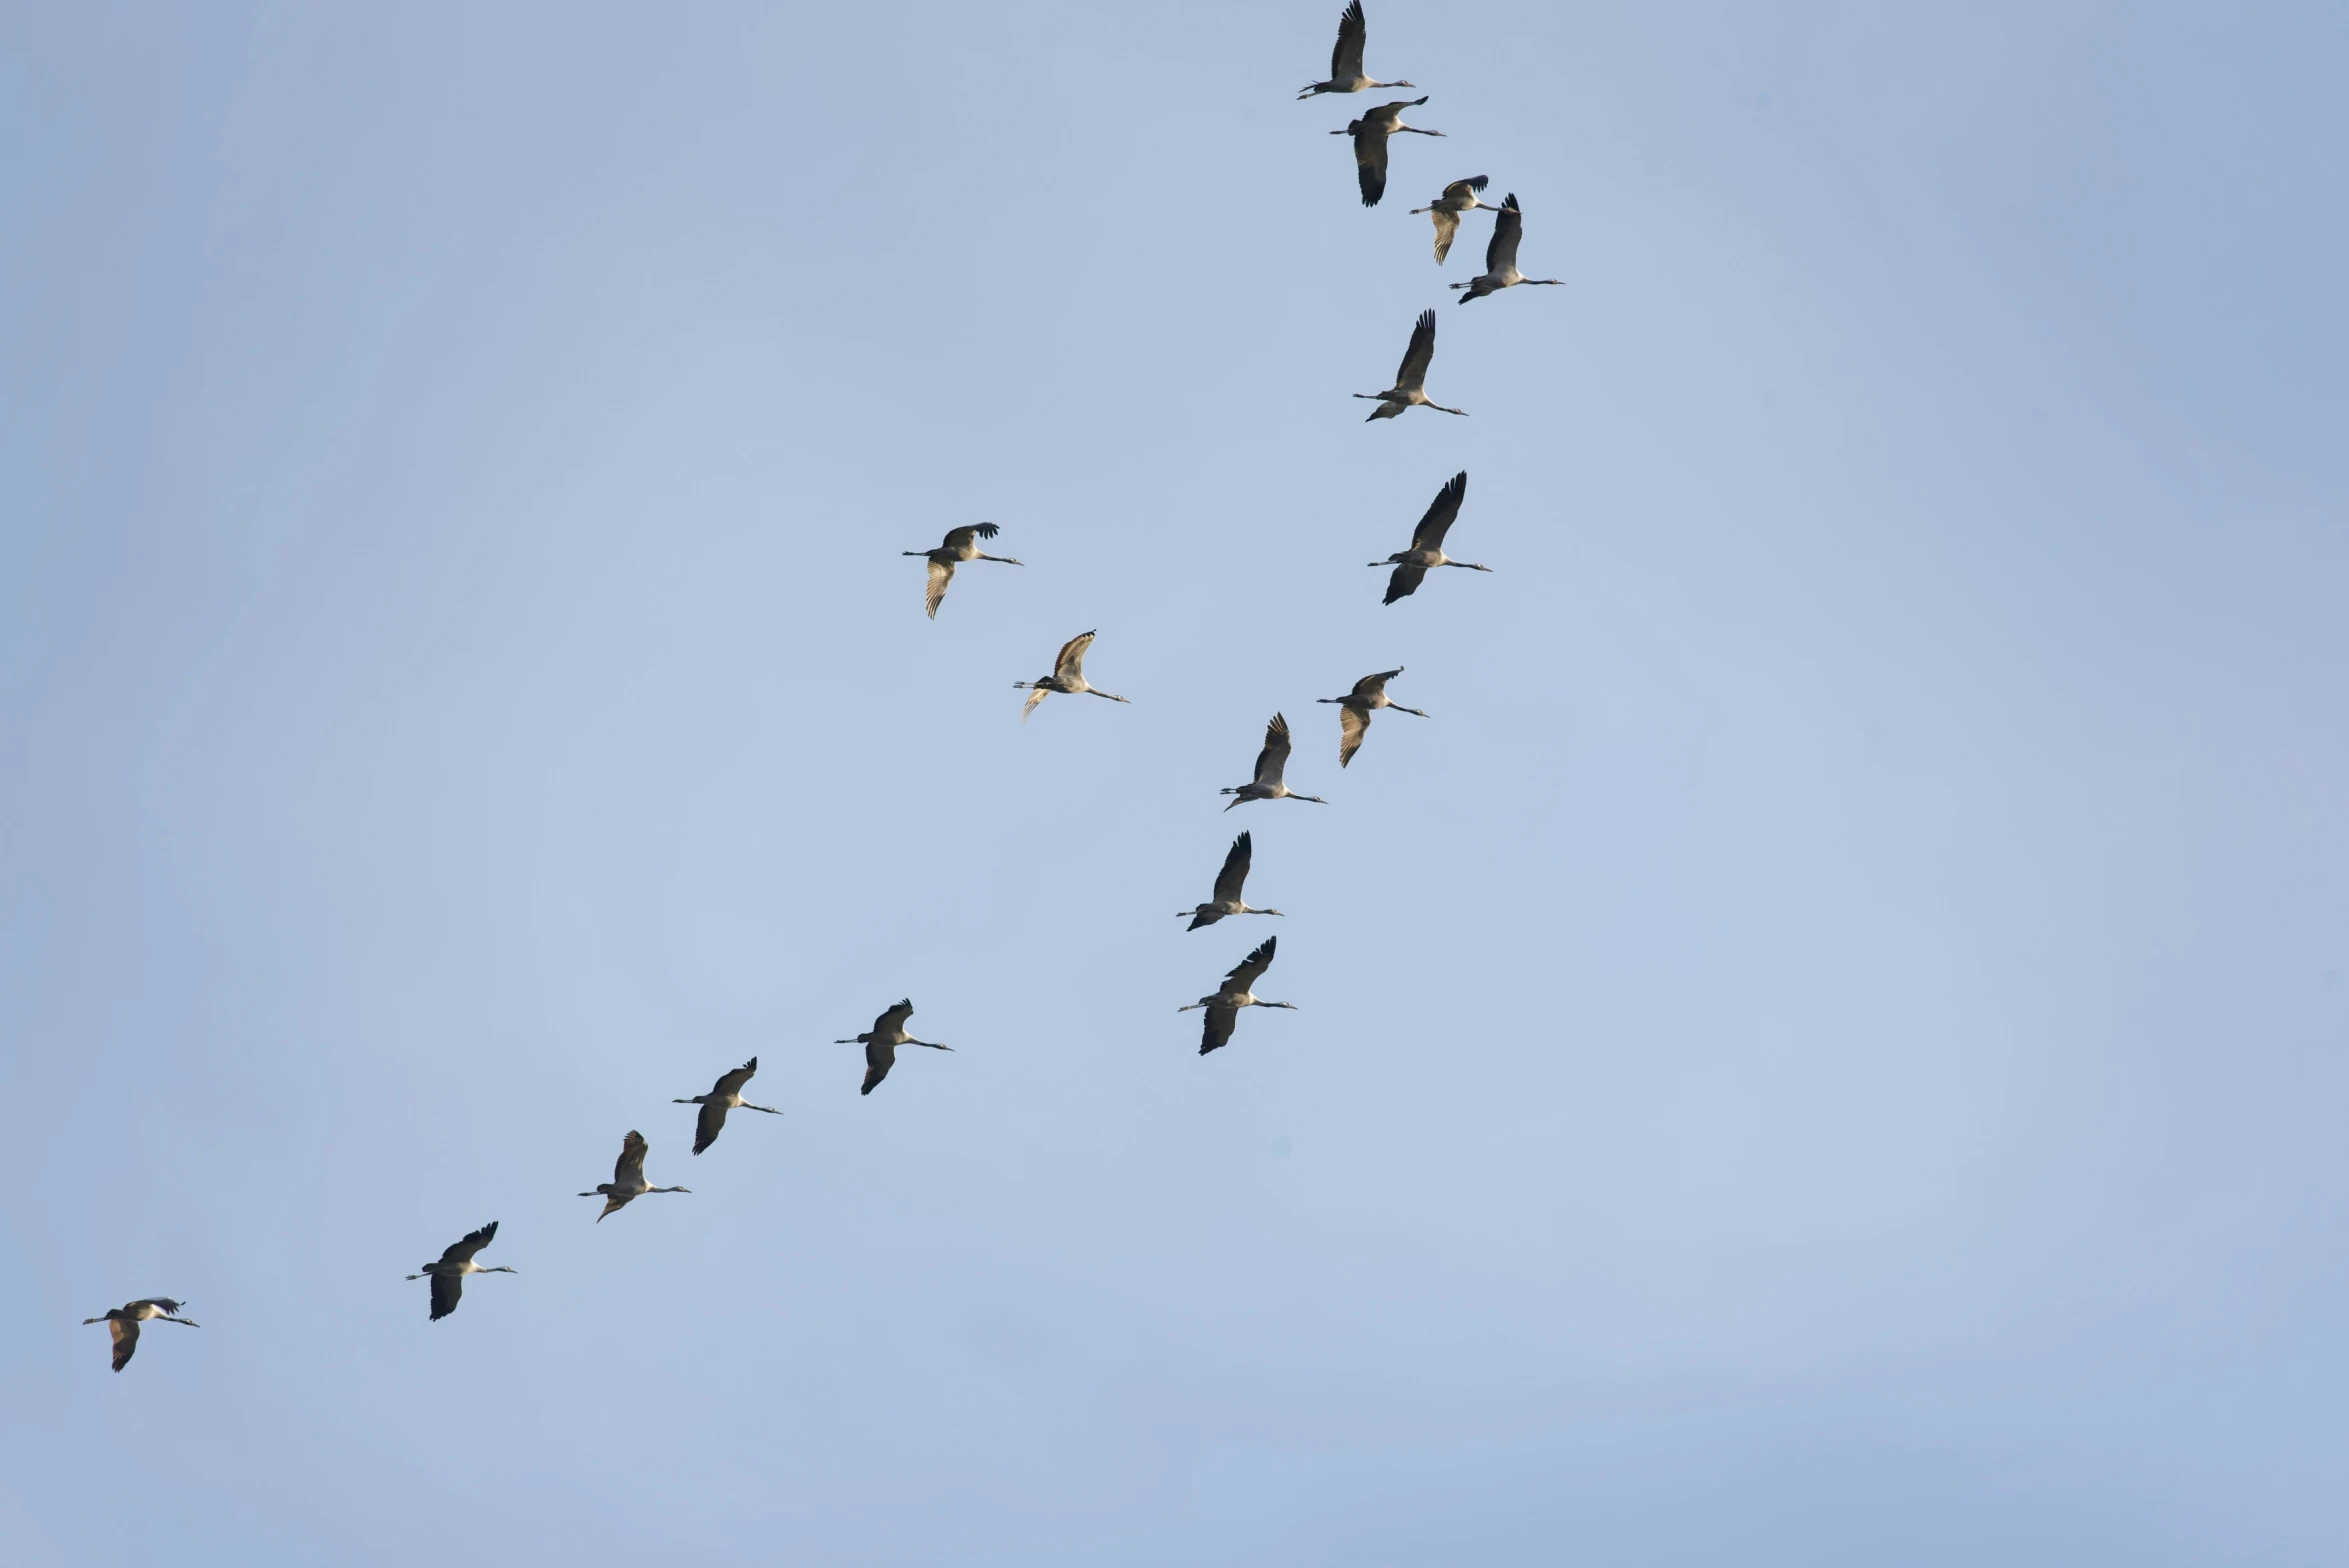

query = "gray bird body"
(1372, 471), (1491, 603)
(1180, 831), (1285, 929)
(1451, 194), (1561, 302)
(1220, 713), (1329, 809)
(406, 1221), (516, 1321)
(1317, 667), (1429, 767)
(579, 1130), (690, 1221)
(1298, 1), (1414, 99)
(675, 1057), (781, 1155)
(839, 999), (952, 1095)
(1355, 310), (1466, 419)
(1179, 936), (1298, 1054)
(82, 1298), (198, 1372)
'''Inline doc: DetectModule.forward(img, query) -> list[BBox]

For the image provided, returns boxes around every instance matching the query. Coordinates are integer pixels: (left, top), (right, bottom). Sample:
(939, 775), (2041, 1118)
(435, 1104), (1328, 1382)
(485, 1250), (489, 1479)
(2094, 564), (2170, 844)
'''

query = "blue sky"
(4, 2), (2346, 1563)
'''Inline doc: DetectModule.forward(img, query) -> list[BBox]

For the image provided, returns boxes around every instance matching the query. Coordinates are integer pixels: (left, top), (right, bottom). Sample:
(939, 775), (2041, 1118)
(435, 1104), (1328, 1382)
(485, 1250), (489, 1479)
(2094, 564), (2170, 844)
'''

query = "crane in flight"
(1333, 97), (1444, 207)
(905, 523), (1021, 619)
(1451, 194), (1562, 303)
(1354, 310), (1466, 419)
(839, 999), (952, 1095)
(406, 1221), (516, 1321)
(1178, 831), (1284, 929)
(1409, 175), (1499, 263)
(1180, 936), (1297, 1055)
(675, 1057), (781, 1154)
(1013, 630), (1130, 719)
(1221, 713), (1329, 810)
(1318, 667), (1429, 767)
(1297, 1), (1414, 99)
(82, 1298), (198, 1372)
(1370, 471), (1491, 603)
(578, 1131), (690, 1221)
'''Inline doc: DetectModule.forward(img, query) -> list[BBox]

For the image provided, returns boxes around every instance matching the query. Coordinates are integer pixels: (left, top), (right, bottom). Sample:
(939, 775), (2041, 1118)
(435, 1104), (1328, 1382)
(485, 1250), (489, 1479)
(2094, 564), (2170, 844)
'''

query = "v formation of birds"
(82, 2), (1554, 1367)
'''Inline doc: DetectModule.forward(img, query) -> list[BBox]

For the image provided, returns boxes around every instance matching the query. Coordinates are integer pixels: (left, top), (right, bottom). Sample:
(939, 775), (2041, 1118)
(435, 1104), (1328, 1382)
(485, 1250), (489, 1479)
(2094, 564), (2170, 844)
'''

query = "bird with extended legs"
(1180, 830), (1284, 929)
(1452, 193), (1561, 303)
(1222, 713), (1328, 810)
(580, 1130), (691, 1221)
(1014, 630), (1130, 719)
(1297, 0), (1413, 100)
(907, 522), (1021, 619)
(407, 1221), (516, 1321)
(1181, 936), (1298, 1055)
(1356, 309), (1466, 420)
(676, 1057), (781, 1155)
(82, 1298), (198, 1372)
(840, 999), (952, 1096)
(1372, 470), (1490, 603)
(1319, 667), (1428, 767)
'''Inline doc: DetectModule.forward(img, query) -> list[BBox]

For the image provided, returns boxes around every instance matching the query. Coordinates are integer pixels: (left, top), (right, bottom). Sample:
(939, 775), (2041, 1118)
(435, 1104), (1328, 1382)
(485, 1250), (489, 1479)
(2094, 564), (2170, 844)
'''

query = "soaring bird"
(406, 1222), (516, 1322)
(1318, 667), (1429, 767)
(1180, 936), (1297, 1055)
(578, 1130), (690, 1221)
(1354, 310), (1466, 420)
(839, 999), (952, 1096)
(1333, 97), (1444, 207)
(1298, 0), (1414, 99)
(82, 1299), (198, 1372)
(674, 1057), (781, 1155)
(1013, 629), (1130, 719)
(1452, 193), (1562, 303)
(1408, 175), (1499, 263)
(1221, 713), (1329, 810)
(905, 523), (1021, 619)
(1371, 471), (1490, 603)
(1179, 830), (1284, 930)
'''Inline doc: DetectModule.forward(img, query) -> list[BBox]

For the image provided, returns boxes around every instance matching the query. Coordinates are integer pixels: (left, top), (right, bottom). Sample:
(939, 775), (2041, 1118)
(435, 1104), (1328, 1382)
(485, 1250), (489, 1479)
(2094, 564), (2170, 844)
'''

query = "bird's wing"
(1430, 207), (1460, 263)
(1212, 832), (1252, 903)
(1199, 1004), (1238, 1055)
(1253, 713), (1293, 787)
(441, 1221), (498, 1267)
(1383, 564), (1427, 604)
(1353, 124), (1390, 207)
(876, 999), (916, 1036)
(1330, 0), (1366, 79)
(693, 1099), (730, 1154)
(924, 558), (953, 619)
(1443, 175), (1490, 202)
(1228, 935), (1278, 990)
(616, 1130), (649, 1185)
(1338, 703), (1370, 768)
(109, 1316), (138, 1371)
(1410, 470), (1468, 552)
(1486, 197), (1523, 274)
(713, 1058), (758, 1098)
(940, 523), (985, 552)
(1021, 686), (1048, 719)
(1352, 668), (1400, 701)
(1396, 308), (1436, 389)
(429, 1272), (464, 1321)
(1055, 630), (1096, 681)
(861, 1040), (895, 1095)
(136, 1298), (189, 1317)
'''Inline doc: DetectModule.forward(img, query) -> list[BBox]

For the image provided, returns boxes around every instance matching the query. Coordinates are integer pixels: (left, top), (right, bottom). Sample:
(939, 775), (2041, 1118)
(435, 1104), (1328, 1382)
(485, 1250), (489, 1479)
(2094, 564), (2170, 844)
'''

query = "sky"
(3, 1), (2346, 1562)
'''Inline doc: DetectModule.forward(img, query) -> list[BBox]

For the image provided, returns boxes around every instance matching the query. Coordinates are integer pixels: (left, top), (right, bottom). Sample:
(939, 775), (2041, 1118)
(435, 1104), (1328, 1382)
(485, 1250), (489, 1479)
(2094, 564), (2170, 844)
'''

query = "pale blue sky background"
(4, 2), (2346, 1563)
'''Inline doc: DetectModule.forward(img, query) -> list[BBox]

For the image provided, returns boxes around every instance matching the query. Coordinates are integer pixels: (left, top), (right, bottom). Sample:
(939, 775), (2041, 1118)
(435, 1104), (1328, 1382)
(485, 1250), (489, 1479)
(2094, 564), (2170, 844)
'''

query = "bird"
(1371, 471), (1490, 603)
(1451, 193), (1562, 303)
(1221, 713), (1328, 810)
(405, 1221), (516, 1322)
(1298, 0), (1413, 99)
(838, 999), (952, 1095)
(1317, 667), (1429, 767)
(1179, 830), (1284, 930)
(1179, 936), (1297, 1055)
(674, 1057), (781, 1155)
(1332, 97), (1443, 207)
(1354, 309), (1466, 420)
(82, 1299), (198, 1372)
(905, 522), (1021, 619)
(1408, 175), (1499, 263)
(578, 1130), (690, 1221)
(1013, 629), (1130, 719)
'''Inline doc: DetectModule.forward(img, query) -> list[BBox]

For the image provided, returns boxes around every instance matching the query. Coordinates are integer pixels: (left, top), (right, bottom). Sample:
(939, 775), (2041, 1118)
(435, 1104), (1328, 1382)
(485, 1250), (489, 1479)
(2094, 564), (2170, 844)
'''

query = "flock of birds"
(83, 1), (1554, 1368)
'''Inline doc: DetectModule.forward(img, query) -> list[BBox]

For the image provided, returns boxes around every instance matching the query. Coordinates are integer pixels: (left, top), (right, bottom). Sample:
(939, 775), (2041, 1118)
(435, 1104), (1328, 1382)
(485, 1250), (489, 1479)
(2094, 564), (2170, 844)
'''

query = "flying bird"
(406, 1221), (516, 1322)
(82, 1299), (198, 1372)
(1318, 667), (1429, 767)
(1180, 936), (1297, 1055)
(1333, 97), (1443, 207)
(1013, 629), (1130, 719)
(1179, 831), (1284, 930)
(1354, 310), (1466, 420)
(578, 1130), (690, 1221)
(1298, 0), (1414, 99)
(905, 523), (1022, 619)
(839, 999), (951, 1096)
(1452, 193), (1562, 303)
(674, 1057), (781, 1155)
(1408, 175), (1499, 263)
(1371, 471), (1490, 603)
(1221, 713), (1328, 810)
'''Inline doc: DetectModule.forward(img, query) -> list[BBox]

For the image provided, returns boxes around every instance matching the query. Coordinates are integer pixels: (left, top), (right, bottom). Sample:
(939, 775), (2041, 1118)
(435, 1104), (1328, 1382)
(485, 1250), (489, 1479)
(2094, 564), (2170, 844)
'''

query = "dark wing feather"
(1352, 668), (1401, 701)
(1354, 125), (1389, 207)
(1227, 935), (1278, 991)
(615, 1130), (649, 1185)
(1486, 196), (1523, 274)
(1211, 832), (1252, 904)
(693, 1099), (729, 1154)
(1396, 309), (1436, 387)
(1383, 564), (1427, 604)
(1338, 704), (1370, 768)
(1331, 0), (1366, 79)
(876, 999), (916, 1036)
(1409, 471), (1468, 553)
(1443, 175), (1490, 201)
(440, 1221), (498, 1267)
(941, 522), (998, 552)
(861, 1040), (894, 1095)
(429, 1272), (464, 1321)
(1055, 630), (1097, 682)
(712, 1058), (758, 1098)
(109, 1316), (138, 1371)
(1199, 1004), (1239, 1055)
(141, 1298), (190, 1317)
(1252, 713), (1293, 787)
